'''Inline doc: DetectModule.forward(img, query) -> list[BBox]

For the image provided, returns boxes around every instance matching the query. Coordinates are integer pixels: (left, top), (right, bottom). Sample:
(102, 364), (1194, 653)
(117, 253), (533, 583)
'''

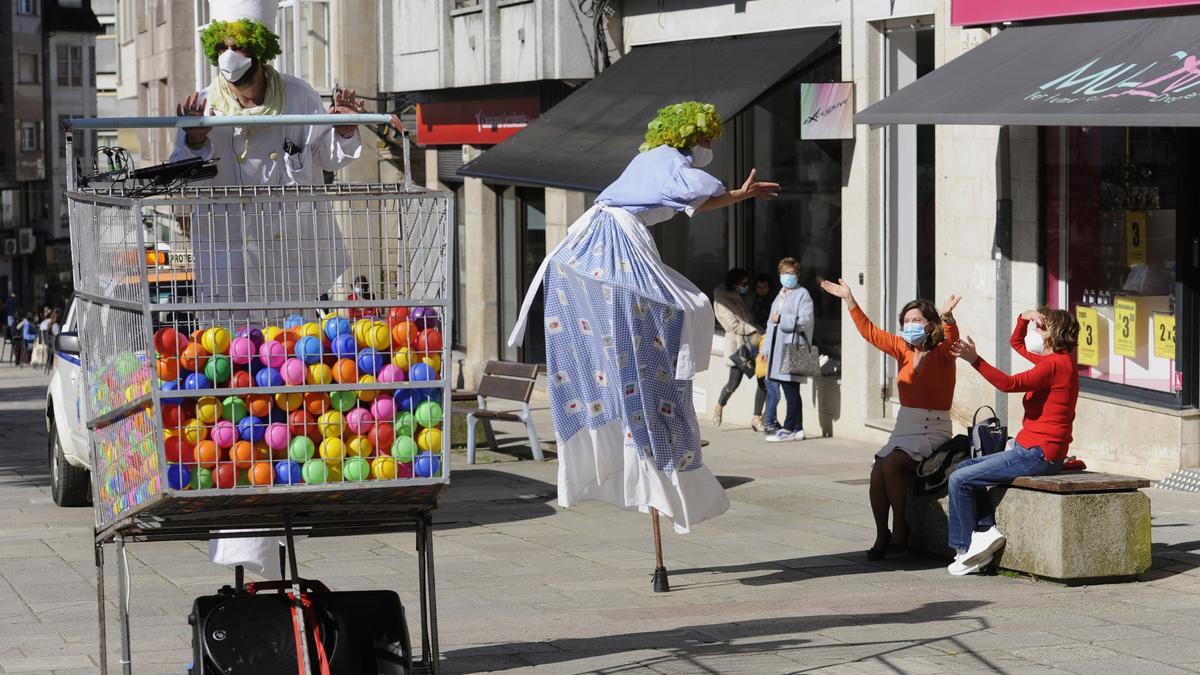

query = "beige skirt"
(876, 407), (952, 462)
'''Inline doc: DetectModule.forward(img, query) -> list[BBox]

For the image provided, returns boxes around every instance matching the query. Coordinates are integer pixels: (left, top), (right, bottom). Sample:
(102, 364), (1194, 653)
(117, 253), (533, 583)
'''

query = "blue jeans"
(763, 378), (780, 427)
(947, 441), (1063, 551)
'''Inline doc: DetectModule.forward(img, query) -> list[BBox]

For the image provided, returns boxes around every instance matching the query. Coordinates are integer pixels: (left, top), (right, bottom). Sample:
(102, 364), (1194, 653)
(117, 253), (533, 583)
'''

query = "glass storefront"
(1042, 126), (1194, 401)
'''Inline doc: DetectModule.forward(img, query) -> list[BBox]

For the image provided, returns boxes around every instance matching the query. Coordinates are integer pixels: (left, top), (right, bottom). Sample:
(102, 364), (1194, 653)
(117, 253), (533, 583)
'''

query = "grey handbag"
(781, 331), (821, 377)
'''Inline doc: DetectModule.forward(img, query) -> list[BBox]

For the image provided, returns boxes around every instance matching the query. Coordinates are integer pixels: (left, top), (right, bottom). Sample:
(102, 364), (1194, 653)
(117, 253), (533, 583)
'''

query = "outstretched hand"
(941, 293), (962, 316)
(736, 169), (780, 200)
(177, 92), (214, 145)
(330, 87), (366, 138)
(820, 278), (851, 299)
(950, 336), (979, 364)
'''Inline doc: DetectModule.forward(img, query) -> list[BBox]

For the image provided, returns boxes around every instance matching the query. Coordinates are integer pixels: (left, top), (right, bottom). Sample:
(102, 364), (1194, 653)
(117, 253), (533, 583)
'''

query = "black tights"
(717, 366), (745, 406)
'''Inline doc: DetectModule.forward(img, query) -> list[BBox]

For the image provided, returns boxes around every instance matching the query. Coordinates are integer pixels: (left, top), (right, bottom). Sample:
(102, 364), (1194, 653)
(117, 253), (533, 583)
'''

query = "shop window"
(1043, 127), (1195, 402)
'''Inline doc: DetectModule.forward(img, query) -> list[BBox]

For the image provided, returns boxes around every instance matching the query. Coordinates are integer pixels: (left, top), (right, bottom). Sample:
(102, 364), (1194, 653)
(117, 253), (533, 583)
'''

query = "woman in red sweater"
(947, 308), (1080, 576)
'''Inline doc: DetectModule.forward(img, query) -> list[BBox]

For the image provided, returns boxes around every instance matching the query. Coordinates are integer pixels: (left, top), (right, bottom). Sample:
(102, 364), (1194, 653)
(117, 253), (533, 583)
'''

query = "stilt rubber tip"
(652, 566), (670, 593)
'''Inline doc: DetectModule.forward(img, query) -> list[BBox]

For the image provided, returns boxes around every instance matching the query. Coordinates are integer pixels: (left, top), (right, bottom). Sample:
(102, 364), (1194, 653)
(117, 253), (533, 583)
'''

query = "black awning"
(858, 15), (1200, 127)
(458, 27), (838, 192)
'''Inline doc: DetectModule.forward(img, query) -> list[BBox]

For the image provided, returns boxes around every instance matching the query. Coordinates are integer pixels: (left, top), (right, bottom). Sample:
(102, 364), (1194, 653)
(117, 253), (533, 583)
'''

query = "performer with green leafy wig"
(508, 101), (779, 540)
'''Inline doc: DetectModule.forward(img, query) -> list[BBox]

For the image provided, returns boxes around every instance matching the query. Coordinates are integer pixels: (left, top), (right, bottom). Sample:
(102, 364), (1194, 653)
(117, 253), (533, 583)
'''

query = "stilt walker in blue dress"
(509, 102), (779, 590)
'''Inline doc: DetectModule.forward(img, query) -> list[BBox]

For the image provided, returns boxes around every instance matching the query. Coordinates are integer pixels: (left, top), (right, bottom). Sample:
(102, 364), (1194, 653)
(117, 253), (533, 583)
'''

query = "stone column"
(544, 188), (587, 251)
(462, 145), (499, 386)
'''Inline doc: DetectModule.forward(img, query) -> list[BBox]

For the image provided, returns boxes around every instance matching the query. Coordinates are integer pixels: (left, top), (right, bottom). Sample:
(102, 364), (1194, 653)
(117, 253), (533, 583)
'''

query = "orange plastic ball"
(196, 440), (220, 468)
(156, 357), (180, 382)
(391, 321), (418, 349)
(179, 342), (211, 373)
(247, 394), (273, 418)
(304, 392), (331, 417)
(249, 462), (274, 486)
(230, 440), (255, 470)
(279, 330), (301, 355)
(331, 358), (358, 384)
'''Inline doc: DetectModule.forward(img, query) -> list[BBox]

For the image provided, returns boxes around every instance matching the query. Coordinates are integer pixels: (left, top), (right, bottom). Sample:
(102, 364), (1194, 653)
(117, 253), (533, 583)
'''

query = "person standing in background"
(751, 273), (777, 433)
(711, 268), (762, 427)
(762, 258), (814, 443)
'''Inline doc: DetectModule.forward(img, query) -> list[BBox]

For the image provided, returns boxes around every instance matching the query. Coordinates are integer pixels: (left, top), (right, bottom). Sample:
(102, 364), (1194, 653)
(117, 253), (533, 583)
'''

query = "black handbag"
(730, 337), (756, 378)
(781, 331), (821, 377)
(969, 405), (1008, 458)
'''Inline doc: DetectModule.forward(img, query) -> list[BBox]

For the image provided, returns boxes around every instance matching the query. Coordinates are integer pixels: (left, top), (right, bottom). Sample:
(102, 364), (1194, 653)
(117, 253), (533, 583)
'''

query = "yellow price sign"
(1126, 211), (1148, 266)
(1154, 313), (1177, 360)
(1076, 306), (1100, 367)
(1114, 297), (1138, 358)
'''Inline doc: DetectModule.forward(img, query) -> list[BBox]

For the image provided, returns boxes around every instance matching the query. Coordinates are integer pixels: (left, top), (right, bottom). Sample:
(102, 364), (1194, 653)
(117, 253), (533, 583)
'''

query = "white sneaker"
(963, 527), (1007, 566)
(793, 429), (806, 441)
(948, 553), (993, 576)
(765, 430), (794, 443)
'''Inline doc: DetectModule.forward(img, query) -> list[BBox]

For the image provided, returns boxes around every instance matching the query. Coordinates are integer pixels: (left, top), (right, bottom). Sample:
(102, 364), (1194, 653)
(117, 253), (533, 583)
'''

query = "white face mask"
(1025, 329), (1045, 355)
(690, 145), (713, 168)
(219, 50), (254, 83)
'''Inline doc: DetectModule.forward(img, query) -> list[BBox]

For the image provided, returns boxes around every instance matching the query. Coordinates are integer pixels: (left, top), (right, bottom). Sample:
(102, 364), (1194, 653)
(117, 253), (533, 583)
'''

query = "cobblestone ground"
(3, 361), (1200, 674)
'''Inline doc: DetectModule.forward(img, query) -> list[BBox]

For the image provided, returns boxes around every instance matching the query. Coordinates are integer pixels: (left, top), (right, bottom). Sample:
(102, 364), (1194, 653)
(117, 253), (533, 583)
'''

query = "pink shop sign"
(953, 0), (1200, 26)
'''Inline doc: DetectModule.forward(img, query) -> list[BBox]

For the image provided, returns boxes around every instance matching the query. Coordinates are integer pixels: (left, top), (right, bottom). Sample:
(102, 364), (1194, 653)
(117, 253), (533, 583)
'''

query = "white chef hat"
(209, 0), (277, 28)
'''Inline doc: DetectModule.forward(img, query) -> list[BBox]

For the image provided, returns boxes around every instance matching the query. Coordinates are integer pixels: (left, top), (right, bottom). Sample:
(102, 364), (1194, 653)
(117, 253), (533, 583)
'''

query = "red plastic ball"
(368, 421), (395, 455)
(214, 463), (238, 489)
(288, 410), (314, 439)
(386, 307), (410, 327)
(415, 329), (443, 353)
(165, 435), (195, 464)
(230, 370), (253, 389)
(154, 327), (187, 357)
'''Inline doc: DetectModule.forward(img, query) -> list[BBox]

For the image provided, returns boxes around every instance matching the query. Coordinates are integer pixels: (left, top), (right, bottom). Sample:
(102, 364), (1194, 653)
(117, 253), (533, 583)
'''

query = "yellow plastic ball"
(353, 319), (373, 347)
(366, 322), (391, 351)
(357, 374), (378, 403)
(196, 396), (221, 424)
(201, 327), (231, 355)
(391, 347), (411, 370)
(346, 434), (374, 457)
(371, 456), (397, 480)
(325, 462), (344, 482)
(421, 354), (442, 374)
(317, 410), (344, 438)
(263, 326), (283, 342)
(417, 427), (442, 453)
(274, 392), (303, 411)
(299, 322), (323, 340)
(307, 363), (333, 385)
(183, 418), (208, 446)
(319, 437), (346, 462)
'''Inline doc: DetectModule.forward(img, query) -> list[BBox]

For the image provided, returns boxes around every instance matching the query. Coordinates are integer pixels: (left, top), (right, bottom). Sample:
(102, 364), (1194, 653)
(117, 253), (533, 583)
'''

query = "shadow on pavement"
(666, 551), (945, 589)
(436, 468), (558, 530)
(0, 384), (50, 404)
(1148, 540), (1200, 579)
(442, 600), (995, 673)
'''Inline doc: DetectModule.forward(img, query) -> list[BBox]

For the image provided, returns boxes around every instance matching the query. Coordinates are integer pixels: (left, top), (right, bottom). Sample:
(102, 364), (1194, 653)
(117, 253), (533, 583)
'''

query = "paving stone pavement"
(3, 361), (1200, 674)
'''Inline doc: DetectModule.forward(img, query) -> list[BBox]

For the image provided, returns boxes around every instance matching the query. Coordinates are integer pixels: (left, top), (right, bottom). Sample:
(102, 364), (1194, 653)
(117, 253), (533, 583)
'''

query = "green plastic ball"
(289, 436), (316, 462)
(221, 396), (248, 423)
(395, 411), (415, 437)
(189, 467), (214, 490)
(301, 459), (328, 484)
(329, 390), (358, 413)
(414, 401), (443, 428)
(343, 457), (370, 482)
(115, 352), (140, 378)
(204, 354), (233, 384)
(391, 436), (419, 462)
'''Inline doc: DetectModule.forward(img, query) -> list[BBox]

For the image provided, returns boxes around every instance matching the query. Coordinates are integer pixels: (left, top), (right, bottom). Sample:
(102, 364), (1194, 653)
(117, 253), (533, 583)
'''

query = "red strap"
(287, 593), (332, 675)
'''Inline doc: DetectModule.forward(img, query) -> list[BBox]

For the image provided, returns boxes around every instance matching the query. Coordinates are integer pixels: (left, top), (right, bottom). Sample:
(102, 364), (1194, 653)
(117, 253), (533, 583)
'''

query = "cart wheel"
(49, 424), (91, 507)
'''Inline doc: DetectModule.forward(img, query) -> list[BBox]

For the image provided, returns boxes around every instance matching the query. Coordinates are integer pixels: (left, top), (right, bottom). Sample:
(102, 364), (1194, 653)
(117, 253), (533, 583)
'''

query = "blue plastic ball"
(255, 367), (285, 388)
(331, 333), (358, 359)
(408, 362), (436, 382)
(324, 317), (352, 341)
(283, 314), (305, 330)
(356, 348), (385, 376)
(275, 460), (304, 485)
(160, 381), (184, 405)
(414, 452), (441, 478)
(294, 336), (323, 365)
(166, 464), (192, 490)
(184, 372), (213, 391)
(237, 415), (266, 443)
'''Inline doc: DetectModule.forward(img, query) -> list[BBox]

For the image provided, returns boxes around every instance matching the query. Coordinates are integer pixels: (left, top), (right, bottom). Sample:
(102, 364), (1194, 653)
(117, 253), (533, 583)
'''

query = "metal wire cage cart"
(64, 114), (452, 674)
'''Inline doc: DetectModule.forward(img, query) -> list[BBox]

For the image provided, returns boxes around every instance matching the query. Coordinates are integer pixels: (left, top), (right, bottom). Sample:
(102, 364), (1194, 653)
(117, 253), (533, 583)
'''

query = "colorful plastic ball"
(184, 372), (212, 391)
(391, 436), (418, 462)
(394, 411), (416, 438)
(357, 374), (379, 402)
(343, 457), (370, 482)
(414, 452), (442, 478)
(418, 427), (442, 452)
(370, 397), (395, 423)
(345, 408), (375, 436)
(254, 366), (284, 388)
(154, 326), (187, 357)
(201, 327), (231, 355)
(331, 333), (358, 359)
(331, 359), (358, 384)
(319, 437), (346, 462)
(421, 354), (442, 374)
(386, 307), (410, 327)
(391, 321), (418, 348)
(415, 401), (444, 428)
(363, 322), (390, 351)
(371, 456), (397, 480)
(195, 396), (221, 424)
(196, 440), (221, 468)
(209, 420), (236, 448)
(288, 436), (316, 462)
(396, 461), (414, 479)
(356, 348), (385, 376)
(283, 314), (305, 330)
(377, 364), (405, 384)
(294, 336), (323, 365)
(156, 357), (181, 382)
(264, 422), (291, 451)
(305, 392), (332, 417)
(346, 435), (374, 458)
(296, 321), (320, 340)
(246, 394), (273, 418)
(162, 403), (186, 429)
(275, 460), (303, 485)
(221, 396), (248, 424)
(263, 326), (283, 342)
(317, 410), (344, 438)
(249, 462), (274, 486)
(230, 370), (253, 389)
(277, 358), (305, 386)
(324, 316), (352, 340)
(167, 464), (192, 491)
(390, 347), (411, 370)
(368, 421), (395, 455)
(179, 342), (211, 373)
(203, 354), (231, 384)
(329, 390), (358, 413)
(182, 418), (207, 445)
(236, 326), (265, 349)
(258, 340), (287, 369)
(279, 330), (301, 356)
(408, 362), (436, 382)
(274, 392), (303, 412)
(415, 329), (443, 354)
(215, 463), (238, 489)
(237, 415), (266, 443)
(165, 435), (195, 464)
(307, 362), (333, 386)
(411, 307), (441, 332)
(230, 440), (255, 469)
(229, 336), (255, 366)
(302, 459), (328, 484)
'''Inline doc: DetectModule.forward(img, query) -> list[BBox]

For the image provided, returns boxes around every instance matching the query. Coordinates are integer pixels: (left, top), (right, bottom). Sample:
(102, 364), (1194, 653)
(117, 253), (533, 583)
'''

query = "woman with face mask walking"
(761, 258), (815, 443)
(821, 278), (961, 560)
(711, 268), (762, 427)
(947, 309), (1080, 575)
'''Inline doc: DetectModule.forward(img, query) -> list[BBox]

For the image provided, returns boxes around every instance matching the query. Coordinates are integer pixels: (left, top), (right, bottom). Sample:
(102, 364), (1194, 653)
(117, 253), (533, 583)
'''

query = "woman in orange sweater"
(822, 279), (961, 560)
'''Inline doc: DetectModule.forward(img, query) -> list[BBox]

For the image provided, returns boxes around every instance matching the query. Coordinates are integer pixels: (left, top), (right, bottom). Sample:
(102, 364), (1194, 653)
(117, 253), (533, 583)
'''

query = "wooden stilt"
(650, 508), (669, 592)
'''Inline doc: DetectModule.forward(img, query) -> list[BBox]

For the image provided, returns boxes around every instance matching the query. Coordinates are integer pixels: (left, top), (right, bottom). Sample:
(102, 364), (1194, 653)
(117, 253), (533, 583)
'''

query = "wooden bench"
(456, 361), (545, 464)
(906, 471), (1152, 583)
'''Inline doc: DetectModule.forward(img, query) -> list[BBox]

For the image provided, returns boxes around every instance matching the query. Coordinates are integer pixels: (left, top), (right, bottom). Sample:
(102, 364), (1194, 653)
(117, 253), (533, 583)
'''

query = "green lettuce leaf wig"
(199, 18), (282, 66)
(639, 101), (724, 153)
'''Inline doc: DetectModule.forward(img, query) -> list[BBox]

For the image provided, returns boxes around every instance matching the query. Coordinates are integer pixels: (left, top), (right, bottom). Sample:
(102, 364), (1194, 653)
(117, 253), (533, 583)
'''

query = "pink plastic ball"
(369, 397), (395, 422)
(264, 422), (291, 451)
(211, 420), (238, 448)
(280, 358), (307, 386)
(377, 364), (403, 384)
(259, 340), (287, 369)
(344, 408), (375, 436)
(229, 336), (256, 366)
